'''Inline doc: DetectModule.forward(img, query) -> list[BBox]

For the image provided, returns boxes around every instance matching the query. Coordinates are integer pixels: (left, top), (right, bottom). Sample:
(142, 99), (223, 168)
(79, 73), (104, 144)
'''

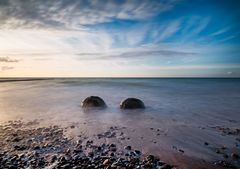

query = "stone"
(0, 120), (175, 169)
(81, 96), (107, 108)
(146, 155), (155, 161)
(160, 164), (172, 169)
(223, 154), (228, 159)
(14, 145), (27, 151)
(231, 153), (239, 159)
(103, 159), (110, 165)
(134, 150), (141, 155)
(120, 98), (145, 109)
(124, 146), (131, 150)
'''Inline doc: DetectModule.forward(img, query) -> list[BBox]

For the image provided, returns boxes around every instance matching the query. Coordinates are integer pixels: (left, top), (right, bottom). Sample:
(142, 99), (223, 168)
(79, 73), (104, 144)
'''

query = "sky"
(0, 0), (240, 77)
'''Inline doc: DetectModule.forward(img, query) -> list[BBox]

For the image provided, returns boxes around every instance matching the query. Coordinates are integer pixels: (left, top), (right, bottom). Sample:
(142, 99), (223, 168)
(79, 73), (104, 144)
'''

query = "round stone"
(81, 96), (107, 108)
(120, 98), (145, 109)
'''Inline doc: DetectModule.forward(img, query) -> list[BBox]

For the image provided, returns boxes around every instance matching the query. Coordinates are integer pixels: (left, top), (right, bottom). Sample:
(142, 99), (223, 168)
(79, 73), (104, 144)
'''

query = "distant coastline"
(0, 78), (52, 83)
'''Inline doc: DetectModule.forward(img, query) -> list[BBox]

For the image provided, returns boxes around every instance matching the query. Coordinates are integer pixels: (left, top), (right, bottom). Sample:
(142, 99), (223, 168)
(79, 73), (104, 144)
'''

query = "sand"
(1, 119), (239, 168)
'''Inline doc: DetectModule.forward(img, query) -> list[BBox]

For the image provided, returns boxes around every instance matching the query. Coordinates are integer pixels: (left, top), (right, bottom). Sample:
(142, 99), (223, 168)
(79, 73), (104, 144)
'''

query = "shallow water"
(0, 78), (240, 166)
(1, 78), (240, 124)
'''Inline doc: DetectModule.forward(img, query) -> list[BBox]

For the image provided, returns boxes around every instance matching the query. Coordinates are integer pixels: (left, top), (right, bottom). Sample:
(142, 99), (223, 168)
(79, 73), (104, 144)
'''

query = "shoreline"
(0, 78), (51, 83)
(0, 120), (174, 169)
(1, 120), (238, 169)
(0, 77), (239, 83)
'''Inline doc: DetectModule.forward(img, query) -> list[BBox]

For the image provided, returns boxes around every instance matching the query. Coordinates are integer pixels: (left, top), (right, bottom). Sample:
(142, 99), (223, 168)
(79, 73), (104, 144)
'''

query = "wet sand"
(0, 119), (239, 168)
(0, 120), (174, 169)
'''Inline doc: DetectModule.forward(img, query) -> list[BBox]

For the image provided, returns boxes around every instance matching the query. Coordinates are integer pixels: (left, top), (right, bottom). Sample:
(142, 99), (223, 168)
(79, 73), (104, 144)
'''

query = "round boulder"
(120, 98), (145, 109)
(81, 96), (107, 108)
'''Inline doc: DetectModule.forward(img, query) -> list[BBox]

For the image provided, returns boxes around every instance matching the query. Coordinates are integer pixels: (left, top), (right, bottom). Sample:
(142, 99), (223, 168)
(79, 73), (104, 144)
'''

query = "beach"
(0, 78), (240, 169)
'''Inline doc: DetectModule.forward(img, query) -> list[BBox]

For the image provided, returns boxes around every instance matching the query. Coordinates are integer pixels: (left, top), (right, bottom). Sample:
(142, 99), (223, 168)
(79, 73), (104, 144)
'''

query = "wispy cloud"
(76, 48), (197, 61)
(0, 0), (239, 77)
(191, 17), (210, 35)
(1, 66), (14, 71)
(216, 35), (239, 43)
(0, 56), (19, 62)
(180, 16), (211, 42)
(0, 0), (180, 30)
(210, 27), (231, 36)
(158, 20), (181, 41)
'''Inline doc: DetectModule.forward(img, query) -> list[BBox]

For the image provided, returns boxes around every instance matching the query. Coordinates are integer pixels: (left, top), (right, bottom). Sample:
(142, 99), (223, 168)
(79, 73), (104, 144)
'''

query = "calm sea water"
(1, 78), (240, 123)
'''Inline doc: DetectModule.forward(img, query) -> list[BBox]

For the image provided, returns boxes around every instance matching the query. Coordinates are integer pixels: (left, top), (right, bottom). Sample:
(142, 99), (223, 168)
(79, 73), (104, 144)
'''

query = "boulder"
(120, 98), (145, 109)
(81, 96), (106, 108)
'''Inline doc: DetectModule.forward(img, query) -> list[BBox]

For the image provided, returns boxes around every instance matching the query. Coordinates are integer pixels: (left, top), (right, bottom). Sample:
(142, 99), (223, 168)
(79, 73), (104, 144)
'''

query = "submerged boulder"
(81, 96), (106, 108)
(120, 98), (145, 109)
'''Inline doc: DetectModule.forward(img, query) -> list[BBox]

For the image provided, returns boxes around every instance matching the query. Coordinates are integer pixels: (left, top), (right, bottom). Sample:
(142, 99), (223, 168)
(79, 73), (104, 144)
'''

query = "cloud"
(210, 27), (231, 36)
(0, 56), (19, 62)
(180, 16), (210, 42)
(77, 52), (102, 56)
(0, 0), (180, 30)
(1, 66), (14, 71)
(216, 35), (239, 43)
(191, 17), (210, 35)
(76, 49), (197, 60)
(158, 20), (181, 41)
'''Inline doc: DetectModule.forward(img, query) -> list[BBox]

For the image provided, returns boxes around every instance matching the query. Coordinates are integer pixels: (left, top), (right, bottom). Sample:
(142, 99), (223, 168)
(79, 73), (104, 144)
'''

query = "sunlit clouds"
(0, 0), (239, 77)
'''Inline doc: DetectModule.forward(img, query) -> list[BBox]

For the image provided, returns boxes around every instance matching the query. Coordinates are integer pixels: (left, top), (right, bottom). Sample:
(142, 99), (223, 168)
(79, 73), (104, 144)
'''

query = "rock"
(178, 149), (184, 153)
(160, 164), (172, 169)
(0, 120), (175, 169)
(109, 144), (116, 147)
(120, 98), (145, 109)
(81, 96), (106, 108)
(103, 159), (110, 165)
(14, 145), (27, 151)
(124, 145), (131, 150)
(223, 154), (228, 159)
(61, 164), (71, 169)
(12, 137), (21, 142)
(109, 147), (117, 152)
(146, 155), (155, 161)
(50, 155), (57, 163)
(134, 150), (141, 155)
(231, 153), (239, 159)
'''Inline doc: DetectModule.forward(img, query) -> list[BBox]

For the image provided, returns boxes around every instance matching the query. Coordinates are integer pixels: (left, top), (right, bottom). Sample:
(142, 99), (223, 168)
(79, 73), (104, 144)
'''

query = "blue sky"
(0, 0), (239, 77)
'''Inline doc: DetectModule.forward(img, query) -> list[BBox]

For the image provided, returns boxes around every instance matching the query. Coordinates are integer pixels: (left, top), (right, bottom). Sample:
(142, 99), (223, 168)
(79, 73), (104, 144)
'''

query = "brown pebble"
(103, 159), (109, 165)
